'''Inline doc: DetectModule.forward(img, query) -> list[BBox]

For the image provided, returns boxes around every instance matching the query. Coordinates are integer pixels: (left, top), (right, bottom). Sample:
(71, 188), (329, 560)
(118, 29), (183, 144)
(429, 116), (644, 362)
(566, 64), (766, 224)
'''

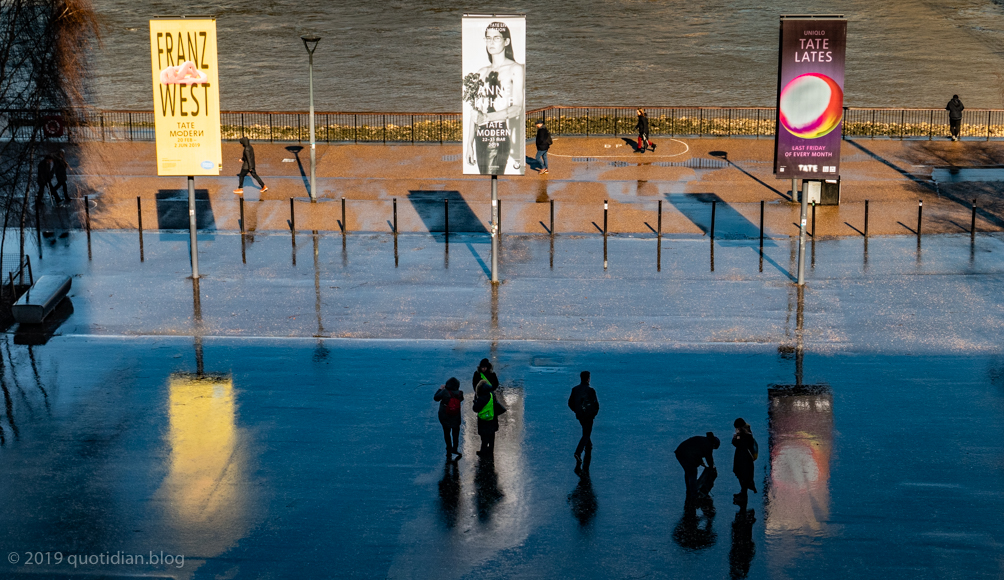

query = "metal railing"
(5, 106), (1004, 142)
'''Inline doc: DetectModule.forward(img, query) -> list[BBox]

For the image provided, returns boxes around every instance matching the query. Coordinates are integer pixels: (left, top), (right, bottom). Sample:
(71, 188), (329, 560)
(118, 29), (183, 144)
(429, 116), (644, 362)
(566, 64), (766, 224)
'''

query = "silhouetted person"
(474, 452), (503, 522)
(729, 509), (756, 579)
(434, 377), (464, 460)
(567, 471), (598, 527)
(52, 150), (71, 203)
(675, 432), (720, 501)
(731, 418), (758, 509)
(534, 119), (552, 174)
(234, 137), (268, 195)
(472, 358), (499, 390)
(438, 459), (461, 529)
(635, 108), (655, 152)
(568, 370), (599, 472)
(673, 495), (716, 550)
(36, 155), (55, 204)
(472, 379), (503, 458)
(946, 95), (964, 141)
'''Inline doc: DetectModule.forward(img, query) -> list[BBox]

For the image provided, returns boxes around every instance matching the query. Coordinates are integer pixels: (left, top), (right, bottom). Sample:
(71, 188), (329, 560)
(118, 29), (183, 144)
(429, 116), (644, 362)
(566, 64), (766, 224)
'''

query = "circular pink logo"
(779, 73), (843, 139)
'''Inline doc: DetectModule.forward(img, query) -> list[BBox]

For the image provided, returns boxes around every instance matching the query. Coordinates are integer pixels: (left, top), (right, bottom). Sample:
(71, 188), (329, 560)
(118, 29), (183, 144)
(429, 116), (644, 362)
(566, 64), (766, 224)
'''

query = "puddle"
(931, 167), (1004, 183)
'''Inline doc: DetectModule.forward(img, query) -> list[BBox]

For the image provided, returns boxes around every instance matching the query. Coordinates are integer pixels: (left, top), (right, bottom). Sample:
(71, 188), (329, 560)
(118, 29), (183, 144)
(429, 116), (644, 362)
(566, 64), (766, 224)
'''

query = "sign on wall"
(773, 16), (847, 180)
(462, 15), (526, 176)
(149, 19), (222, 176)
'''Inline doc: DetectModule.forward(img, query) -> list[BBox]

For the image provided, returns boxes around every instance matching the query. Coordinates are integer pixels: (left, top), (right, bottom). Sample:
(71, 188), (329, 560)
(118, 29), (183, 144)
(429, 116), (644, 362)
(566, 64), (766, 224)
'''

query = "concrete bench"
(12, 275), (71, 324)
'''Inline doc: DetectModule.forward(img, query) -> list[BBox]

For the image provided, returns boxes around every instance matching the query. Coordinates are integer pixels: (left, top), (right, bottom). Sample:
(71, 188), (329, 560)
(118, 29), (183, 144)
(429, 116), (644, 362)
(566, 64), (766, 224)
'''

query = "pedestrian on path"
(36, 155), (56, 204)
(434, 377), (464, 460)
(472, 379), (505, 458)
(52, 150), (71, 203)
(568, 370), (599, 472)
(636, 109), (656, 153)
(946, 95), (964, 141)
(234, 137), (268, 195)
(731, 418), (758, 509)
(675, 432), (720, 501)
(472, 358), (499, 391)
(535, 119), (552, 175)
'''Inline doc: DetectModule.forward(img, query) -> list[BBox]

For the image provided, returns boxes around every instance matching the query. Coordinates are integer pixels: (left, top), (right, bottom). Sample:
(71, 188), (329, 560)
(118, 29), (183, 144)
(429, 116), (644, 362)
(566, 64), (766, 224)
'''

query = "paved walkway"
(40, 136), (1004, 237)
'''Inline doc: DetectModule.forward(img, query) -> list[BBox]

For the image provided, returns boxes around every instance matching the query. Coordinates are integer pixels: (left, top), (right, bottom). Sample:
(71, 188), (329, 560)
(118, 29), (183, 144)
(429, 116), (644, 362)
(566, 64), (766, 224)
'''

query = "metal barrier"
(5, 106), (1004, 142)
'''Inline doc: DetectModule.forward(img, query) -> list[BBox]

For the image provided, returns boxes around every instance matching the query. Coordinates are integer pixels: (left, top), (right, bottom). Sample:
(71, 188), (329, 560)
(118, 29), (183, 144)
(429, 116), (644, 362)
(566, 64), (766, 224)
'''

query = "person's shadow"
(672, 497), (717, 550)
(474, 456), (503, 523)
(567, 472), (598, 527)
(437, 459), (461, 529)
(729, 509), (756, 579)
(621, 137), (643, 152)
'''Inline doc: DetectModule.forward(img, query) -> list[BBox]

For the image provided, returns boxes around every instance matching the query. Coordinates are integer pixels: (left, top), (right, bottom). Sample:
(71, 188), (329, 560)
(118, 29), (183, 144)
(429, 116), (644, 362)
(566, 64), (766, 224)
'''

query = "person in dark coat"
(52, 150), (71, 203)
(568, 370), (599, 471)
(635, 108), (656, 153)
(234, 136), (268, 195)
(36, 155), (56, 204)
(534, 119), (552, 175)
(675, 432), (720, 501)
(472, 358), (499, 391)
(731, 418), (758, 509)
(471, 379), (499, 458)
(434, 377), (464, 460)
(946, 95), (964, 141)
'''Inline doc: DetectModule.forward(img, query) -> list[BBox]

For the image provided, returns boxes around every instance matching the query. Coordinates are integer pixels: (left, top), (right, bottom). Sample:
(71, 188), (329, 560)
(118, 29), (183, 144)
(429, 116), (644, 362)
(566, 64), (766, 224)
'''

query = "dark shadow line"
(591, 222), (603, 234)
(644, 222), (657, 234)
(761, 249), (796, 281)
(387, 220), (395, 232)
(539, 221), (551, 234)
(466, 242), (491, 279)
(337, 220), (344, 232)
(285, 146), (310, 194)
(896, 221), (917, 234)
(946, 220), (969, 232)
(728, 160), (788, 199)
(843, 222), (864, 236)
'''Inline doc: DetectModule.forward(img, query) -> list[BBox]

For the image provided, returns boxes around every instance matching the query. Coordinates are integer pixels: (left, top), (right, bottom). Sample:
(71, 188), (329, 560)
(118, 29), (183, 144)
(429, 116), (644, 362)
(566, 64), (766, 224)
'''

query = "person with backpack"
(675, 432), (720, 501)
(471, 379), (505, 459)
(434, 377), (465, 460)
(234, 136), (268, 195)
(472, 358), (499, 391)
(731, 418), (758, 509)
(568, 371), (599, 471)
(946, 95), (965, 141)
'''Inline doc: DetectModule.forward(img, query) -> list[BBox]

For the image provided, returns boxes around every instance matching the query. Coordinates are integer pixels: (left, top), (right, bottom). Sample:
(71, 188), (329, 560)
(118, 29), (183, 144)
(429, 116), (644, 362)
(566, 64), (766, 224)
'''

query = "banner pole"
(188, 176), (199, 279)
(797, 179), (807, 285)
(491, 174), (498, 283)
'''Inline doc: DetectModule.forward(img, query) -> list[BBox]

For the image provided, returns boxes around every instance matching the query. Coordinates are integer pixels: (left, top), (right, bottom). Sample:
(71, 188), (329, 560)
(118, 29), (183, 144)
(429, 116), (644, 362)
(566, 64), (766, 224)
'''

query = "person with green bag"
(472, 379), (505, 458)
(472, 358), (499, 391)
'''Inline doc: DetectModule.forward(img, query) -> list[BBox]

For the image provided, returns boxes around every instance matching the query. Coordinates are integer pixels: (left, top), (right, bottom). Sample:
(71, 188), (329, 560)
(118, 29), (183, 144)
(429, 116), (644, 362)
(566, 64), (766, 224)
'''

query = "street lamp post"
(301, 35), (321, 201)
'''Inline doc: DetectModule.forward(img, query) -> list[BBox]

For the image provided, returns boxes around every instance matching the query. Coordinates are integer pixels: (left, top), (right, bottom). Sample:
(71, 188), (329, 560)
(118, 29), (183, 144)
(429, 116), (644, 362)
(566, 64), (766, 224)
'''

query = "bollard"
(498, 199), (502, 237)
(759, 200), (765, 248)
(290, 198), (296, 233)
(812, 202), (816, 238)
(603, 200), (608, 236)
(917, 200), (923, 237)
(864, 200), (869, 237)
(137, 196), (144, 262)
(444, 198), (449, 241)
(710, 200), (716, 239)
(84, 195), (90, 233)
(971, 199), (977, 240)
(341, 197), (346, 233)
(393, 198), (398, 234)
(657, 199), (662, 237)
(550, 199), (554, 236)
(239, 197), (245, 233)
(603, 235), (608, 270)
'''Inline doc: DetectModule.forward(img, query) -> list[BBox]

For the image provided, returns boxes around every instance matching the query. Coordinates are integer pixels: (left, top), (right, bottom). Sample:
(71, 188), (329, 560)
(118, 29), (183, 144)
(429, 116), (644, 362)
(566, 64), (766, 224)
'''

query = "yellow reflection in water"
(159, 373), (248, 554)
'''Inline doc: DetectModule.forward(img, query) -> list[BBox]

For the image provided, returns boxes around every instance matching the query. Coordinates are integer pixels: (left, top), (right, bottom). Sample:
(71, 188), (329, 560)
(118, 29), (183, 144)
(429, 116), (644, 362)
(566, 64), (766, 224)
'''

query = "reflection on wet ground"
(0, 338), (1002, 578)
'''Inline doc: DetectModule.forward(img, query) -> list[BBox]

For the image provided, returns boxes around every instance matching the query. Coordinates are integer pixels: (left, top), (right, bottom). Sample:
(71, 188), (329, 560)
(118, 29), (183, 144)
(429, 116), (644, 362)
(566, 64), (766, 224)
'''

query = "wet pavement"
(1, 230), (1003, 578)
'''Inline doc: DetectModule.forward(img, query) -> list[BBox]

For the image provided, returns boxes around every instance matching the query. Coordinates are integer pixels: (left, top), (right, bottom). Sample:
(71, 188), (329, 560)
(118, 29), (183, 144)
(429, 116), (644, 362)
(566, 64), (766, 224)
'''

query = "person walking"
(434, 377), (465, 460)
(534, 119), (552, 175)
(568, 370), (599, 472)
(675, 432), (720, 501)
(472, 379), (505, 458)
(635, 108), (656, 153)
(472, 358), (499, 391)
(731, 418), (758, 509)
(946, 95), (964, 141)
(234, 136), (268, 195)
(36, 155), (56, 205)
(51, 150), (71, 203)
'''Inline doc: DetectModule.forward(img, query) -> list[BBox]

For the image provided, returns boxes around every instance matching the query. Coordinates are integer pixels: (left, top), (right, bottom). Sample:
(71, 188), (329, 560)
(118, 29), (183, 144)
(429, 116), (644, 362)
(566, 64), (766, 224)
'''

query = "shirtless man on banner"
(465, 21), (525, 175)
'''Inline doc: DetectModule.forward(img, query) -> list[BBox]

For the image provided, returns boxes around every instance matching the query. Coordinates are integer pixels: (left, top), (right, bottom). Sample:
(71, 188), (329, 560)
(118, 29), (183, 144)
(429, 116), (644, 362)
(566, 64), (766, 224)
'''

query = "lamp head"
(301, 35), (321, 55)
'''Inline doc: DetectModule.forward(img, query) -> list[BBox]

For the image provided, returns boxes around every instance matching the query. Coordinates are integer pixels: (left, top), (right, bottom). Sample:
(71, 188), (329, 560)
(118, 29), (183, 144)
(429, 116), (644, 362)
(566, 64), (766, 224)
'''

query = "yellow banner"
(149, 19), (222, 176)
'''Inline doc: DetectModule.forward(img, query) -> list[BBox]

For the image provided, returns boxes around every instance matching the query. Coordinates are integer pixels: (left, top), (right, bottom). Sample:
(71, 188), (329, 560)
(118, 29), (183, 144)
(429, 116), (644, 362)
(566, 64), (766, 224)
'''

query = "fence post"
(354, 114), (358, 143)
(269, 113), (273, 143)
(100, 112), (105, 142)
(871, 109), (876, 139)
(756, 108), (760, 139)
(411, 114), (415, 143)
(439, 115), (443, 144)
(128, 112), (133, 141)
(699, 109), (704, 137)
(929, 110), (933, 140)
(383, 114), (386, 144)
(988, 110), (992, 141)
(298, 113), (302, 143)
(900, 110), (905, 140)
(728, 109), (732, 137)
